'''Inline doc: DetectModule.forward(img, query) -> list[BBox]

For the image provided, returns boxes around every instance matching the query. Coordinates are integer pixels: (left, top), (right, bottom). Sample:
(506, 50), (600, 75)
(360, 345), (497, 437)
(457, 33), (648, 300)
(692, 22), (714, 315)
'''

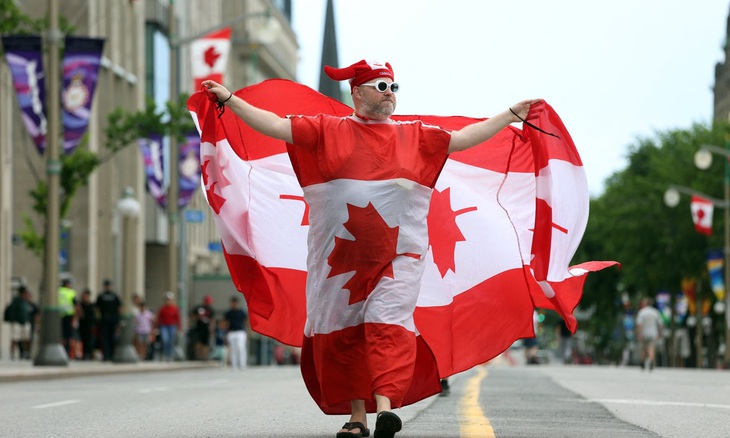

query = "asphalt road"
(1, 362), (728, 437)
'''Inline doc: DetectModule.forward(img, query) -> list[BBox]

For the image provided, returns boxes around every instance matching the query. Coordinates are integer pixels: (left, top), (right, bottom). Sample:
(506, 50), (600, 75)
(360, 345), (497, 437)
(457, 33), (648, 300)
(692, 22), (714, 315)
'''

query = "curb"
(0, 361), (218, 383)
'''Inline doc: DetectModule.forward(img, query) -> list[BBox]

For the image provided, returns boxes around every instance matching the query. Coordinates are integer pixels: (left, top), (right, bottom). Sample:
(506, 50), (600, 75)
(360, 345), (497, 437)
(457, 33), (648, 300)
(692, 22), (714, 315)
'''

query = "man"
(78, 288), (98, 360)
(191, 295), (215, 360)
(224, 296), (248, 369)
(96, 279), (121, 361)
(636, 297), (664, 371)
(7, 286), (33, 360)
(204, 59), (538, 438)
(58, 278), (78, 358)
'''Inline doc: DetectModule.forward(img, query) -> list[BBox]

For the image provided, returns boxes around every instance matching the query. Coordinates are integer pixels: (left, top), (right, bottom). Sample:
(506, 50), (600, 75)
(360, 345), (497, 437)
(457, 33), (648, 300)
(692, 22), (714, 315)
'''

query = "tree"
(574, 121), (730, 364)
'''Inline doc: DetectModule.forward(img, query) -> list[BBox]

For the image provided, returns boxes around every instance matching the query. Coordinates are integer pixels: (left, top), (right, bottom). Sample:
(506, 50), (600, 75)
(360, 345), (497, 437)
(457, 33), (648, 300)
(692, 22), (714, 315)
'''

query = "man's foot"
(336, 421), (369, 438)
(374, 411), (402, 438)
(440, 379), (450, 397)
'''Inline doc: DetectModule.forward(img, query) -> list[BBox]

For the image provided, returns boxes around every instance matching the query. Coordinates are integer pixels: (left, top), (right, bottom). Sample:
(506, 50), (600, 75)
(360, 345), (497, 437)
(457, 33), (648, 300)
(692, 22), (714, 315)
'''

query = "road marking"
(458, 366), (495, 438)
(586, 398), (730, 410)
(33, 400), (81, 409)
(138, 387), (170, 394)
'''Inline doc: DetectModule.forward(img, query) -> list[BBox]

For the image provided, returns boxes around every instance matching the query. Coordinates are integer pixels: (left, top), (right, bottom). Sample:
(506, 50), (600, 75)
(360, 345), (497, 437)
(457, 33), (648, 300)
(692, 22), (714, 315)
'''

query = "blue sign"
(184, 209), (204, 223)
(208, 242), (223, 252)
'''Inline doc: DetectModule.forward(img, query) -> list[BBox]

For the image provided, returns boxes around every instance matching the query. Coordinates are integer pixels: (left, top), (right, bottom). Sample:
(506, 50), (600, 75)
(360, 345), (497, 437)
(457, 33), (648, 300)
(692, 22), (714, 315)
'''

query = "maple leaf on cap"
(327, 203), (419, 305)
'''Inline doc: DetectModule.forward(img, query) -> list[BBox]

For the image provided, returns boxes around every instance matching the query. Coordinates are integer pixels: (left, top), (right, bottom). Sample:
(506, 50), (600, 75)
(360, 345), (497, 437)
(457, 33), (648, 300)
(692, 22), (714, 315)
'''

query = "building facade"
(0, 0), (298, 359)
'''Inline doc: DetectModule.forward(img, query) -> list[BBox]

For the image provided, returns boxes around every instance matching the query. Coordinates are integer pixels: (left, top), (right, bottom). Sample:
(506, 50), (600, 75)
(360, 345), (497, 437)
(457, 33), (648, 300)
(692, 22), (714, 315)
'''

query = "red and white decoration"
(190, 27), (231, 92)
(187, 79), (617, 413)
(690, 195), (714, 236)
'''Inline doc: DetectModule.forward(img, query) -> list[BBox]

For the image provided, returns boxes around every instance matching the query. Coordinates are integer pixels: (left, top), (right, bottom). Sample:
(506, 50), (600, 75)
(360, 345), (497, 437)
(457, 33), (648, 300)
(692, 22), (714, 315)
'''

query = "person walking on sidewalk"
(58, 278), (78, 358)
(78, 288), (98, 360)
(6, 286), (33, 360)
(636, 297), (663, 371)
(96, 280), (121, 361)
(157, 292), (181, 362)
(224, 296), (248, 369)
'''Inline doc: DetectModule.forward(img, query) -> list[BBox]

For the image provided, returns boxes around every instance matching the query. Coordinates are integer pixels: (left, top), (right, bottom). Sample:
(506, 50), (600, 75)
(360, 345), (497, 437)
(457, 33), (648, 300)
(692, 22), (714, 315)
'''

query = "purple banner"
(179, 133), (201, 209)
(62, 37), (105, 154)
(1, 35), (47, 154)
(138, 134), (166, 208)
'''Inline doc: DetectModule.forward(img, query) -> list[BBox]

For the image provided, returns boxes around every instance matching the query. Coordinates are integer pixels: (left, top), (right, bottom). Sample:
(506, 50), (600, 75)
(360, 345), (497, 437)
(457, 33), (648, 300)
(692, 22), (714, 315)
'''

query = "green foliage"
(575, 121), (730, 363)
(0, 0), (75, 43)
(0, 0), (44, 35)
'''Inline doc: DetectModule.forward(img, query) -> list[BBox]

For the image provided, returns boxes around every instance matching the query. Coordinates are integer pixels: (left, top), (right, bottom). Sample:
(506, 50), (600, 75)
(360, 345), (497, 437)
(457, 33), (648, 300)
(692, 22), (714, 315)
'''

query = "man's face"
(354, 79), (397, 120)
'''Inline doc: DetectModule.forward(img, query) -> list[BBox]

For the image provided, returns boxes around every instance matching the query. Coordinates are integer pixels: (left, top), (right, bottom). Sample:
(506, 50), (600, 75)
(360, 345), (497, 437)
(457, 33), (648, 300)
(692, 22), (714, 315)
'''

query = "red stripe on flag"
(415, 268), (535, 377)
(300, 324), (441, 414)
(223, 251), (306, 347)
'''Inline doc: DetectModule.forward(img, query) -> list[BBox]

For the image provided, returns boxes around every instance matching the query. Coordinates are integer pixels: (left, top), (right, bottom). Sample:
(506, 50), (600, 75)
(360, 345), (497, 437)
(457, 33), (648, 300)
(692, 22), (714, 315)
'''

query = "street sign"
(184, 209), (204, 223)
(208, 242), (223, 252)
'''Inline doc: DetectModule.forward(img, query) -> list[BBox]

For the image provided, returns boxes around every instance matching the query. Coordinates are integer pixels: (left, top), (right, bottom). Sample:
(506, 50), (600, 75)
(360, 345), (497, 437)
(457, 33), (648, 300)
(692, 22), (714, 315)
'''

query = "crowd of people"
(3, 279), (249, 367)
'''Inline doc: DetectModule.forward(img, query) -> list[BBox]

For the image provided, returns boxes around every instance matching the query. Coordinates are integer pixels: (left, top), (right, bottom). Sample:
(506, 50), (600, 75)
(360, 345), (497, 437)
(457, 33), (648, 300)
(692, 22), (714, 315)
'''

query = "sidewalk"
(0, 358), (217, 383)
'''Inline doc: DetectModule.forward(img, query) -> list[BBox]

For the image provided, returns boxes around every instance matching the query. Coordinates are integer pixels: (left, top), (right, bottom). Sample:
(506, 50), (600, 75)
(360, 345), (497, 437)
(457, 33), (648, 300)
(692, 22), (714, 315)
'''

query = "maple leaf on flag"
(327, 203), (419, 305)
(203, 45), (221, 69)
(427, 188), (477, 277)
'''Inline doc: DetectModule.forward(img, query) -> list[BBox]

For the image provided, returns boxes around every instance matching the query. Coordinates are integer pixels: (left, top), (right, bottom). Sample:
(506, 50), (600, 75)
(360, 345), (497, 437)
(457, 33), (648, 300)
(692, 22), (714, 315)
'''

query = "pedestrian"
(212, 319), (228, 367)
(58, 278), (78, 358)
(191, 295), (215, 360)
(224, 296), (248, 370)
(156, 291), (181, 362)
(77, 288), (98, 360)
(523, 310), (540, 365)
(96, 279), (121, 361)
(134, 300), (155, 360)
(202, 59), (539, 438)
(636, 296), (664, 371)
(557, 318), (574, 365)
(6, 285), (33, 360)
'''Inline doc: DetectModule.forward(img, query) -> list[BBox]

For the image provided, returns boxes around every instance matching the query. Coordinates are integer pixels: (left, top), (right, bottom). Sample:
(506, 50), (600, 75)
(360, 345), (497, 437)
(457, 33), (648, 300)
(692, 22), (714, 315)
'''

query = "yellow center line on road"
(458, 365), (495, 438)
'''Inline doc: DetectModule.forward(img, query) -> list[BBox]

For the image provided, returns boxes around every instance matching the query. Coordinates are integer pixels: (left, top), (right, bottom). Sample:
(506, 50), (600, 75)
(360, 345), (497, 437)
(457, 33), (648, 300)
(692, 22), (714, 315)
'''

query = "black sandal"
(336, 421), (370, 438)
(374, 411), (402, 438)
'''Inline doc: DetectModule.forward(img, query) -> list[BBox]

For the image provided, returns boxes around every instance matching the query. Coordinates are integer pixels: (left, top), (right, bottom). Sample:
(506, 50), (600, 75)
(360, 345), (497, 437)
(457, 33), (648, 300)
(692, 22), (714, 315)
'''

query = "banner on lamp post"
(139, 133), (200, 210)
(138, 134), (166, 208)
(1, 35), (47, 154)
(61, 36), (105, 154)
(707, 250), (726, 302)
(178, 133), (201, 209)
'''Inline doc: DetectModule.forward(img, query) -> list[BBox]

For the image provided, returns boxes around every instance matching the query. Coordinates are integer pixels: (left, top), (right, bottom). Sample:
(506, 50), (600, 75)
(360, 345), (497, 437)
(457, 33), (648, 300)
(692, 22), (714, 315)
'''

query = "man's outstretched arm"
(203, 80), (293, 144)
(448, 99), (541, 153)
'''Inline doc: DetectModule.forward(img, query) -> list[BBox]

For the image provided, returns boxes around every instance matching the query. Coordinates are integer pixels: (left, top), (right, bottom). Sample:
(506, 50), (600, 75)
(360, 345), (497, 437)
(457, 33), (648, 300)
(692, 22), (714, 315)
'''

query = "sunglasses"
(360, 80), (399, 93)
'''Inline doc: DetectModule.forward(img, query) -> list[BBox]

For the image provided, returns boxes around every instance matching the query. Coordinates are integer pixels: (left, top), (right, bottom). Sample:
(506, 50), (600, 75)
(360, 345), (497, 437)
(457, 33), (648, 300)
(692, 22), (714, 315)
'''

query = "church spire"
(318, 0), (341, 100)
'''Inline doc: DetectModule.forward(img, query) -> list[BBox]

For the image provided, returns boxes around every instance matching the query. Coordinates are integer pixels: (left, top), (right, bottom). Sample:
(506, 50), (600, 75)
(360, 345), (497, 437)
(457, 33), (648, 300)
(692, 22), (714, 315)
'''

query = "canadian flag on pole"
(690, 195), (714, 235)
(187, 80), (618, 413)
(190, 27), (231, 92)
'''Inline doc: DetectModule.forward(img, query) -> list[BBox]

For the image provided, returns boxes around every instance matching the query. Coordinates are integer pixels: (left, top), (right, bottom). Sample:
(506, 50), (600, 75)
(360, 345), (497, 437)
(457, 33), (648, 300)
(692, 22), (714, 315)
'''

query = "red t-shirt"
(157, 304), (181, 328)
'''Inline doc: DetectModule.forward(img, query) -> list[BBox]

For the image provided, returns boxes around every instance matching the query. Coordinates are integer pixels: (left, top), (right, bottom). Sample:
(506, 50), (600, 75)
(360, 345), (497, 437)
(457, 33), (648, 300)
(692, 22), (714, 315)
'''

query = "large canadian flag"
(190, 27), (231, 92)
(187, 80), (617, 413)
(690, 195), (714, 236)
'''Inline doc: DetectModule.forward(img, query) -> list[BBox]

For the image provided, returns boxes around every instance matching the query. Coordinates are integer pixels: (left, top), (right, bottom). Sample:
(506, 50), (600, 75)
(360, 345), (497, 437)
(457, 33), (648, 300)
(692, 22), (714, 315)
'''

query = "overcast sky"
(291, 0), (729, 196)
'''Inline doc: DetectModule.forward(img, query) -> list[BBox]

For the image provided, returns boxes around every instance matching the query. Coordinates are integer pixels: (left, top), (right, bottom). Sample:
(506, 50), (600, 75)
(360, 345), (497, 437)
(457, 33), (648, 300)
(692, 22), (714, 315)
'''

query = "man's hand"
(202, 80), (231, 102)
(509, 99), (542, 122)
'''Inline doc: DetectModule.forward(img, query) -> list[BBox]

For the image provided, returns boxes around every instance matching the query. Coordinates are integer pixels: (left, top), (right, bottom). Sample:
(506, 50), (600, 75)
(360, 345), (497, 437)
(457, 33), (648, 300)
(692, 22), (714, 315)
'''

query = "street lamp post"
(34, 0), (67, 367)
(694, 145), (730, 366)
(113, 187), (141, 363)
(165, 2), (276, 360)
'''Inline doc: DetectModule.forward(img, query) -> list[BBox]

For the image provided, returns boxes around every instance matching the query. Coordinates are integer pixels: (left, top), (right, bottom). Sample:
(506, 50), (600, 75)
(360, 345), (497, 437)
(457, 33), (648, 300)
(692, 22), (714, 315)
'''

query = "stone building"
(0, 0), (298, 359)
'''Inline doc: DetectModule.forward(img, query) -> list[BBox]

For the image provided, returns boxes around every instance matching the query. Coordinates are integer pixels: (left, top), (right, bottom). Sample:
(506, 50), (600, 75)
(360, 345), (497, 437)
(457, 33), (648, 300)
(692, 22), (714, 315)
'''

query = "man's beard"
(362, 98), (395, 120)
